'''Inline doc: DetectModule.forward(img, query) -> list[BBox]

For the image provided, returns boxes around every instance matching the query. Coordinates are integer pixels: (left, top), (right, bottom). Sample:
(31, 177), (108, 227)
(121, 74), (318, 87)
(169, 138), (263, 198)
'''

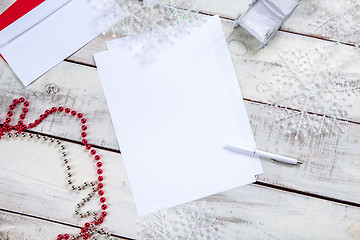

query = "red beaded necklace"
(1, 97), (110, 240)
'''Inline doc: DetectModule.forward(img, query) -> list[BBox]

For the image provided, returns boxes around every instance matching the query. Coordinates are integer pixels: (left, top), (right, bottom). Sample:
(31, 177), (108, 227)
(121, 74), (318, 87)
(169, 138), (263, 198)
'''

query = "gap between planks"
(22, 128), (360, 210)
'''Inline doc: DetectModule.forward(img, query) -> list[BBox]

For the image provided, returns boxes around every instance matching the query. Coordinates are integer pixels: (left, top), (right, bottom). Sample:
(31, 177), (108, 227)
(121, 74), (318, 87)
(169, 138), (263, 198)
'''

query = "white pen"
(224, 143), (302, 165)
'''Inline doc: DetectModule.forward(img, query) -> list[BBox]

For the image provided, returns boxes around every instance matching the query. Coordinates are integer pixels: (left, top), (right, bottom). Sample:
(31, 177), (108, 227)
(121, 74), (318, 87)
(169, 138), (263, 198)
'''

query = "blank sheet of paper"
(95, 16), (262, 215)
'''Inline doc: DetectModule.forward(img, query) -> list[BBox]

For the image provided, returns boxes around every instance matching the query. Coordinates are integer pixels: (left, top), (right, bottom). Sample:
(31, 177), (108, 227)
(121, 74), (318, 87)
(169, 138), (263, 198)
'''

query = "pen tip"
(297, 161), (303, 165)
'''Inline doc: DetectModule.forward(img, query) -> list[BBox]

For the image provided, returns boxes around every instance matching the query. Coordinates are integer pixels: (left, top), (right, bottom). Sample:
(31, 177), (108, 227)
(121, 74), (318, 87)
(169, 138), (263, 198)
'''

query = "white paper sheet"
(0, 0), (124, 86)
(95, 16), (262, 215)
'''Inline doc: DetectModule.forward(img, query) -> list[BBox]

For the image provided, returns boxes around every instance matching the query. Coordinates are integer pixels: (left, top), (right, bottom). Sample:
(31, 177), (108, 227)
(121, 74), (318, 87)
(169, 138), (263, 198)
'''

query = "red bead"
(57, 234), (63, 240)
(92, 220), (98, 226)
(65, 108), (70, 113)
(64, 234), (69, 239)
(98, 183), (103, 189)
(98, 190), (104, 196)
(58, 106), (64, 112)
(97, 169), (103, 174)
(51, 107), (57, 112)
(101, 204), (107, 210)
(9, 105), (14, 110)
(84, 222), (90, 228)
(71, 110), (77, 116)
(81, 118), (86, 124)
(94, 155), (100, 161)
(81, 227), (87, 233)
(97, 218), (104, 224)
(91, 149), (96, 155)
(13, 99), (19, 104)
(45, 110), (51, 115)
(81, 132), (87, 138)
(40, 115), (45, 120)
(20, 114), (25, 119)
(7, 111), (13, 117)
(82, 139), (88, 145)
(98, 176), (103, 181)
(86, 144), (91, 150)
(96, 162), (102, 168)
(19, 97), (25, 102)
(23, 108), (28, 113)
(22, 125), (27, 130)
(35, 120), (40, 125)
(23, 101), (29, 107)
(29, 123), (34, 128)
(77, 113), (83, 118)
(14, 125), (20, 131)
(18, 121), (23, 125)
(81, 125), (87, 131)
(83, 233), (89, 239)
(101, 211), (107, 218)
(5, 118), (11, 123)
(100, 197), (106, 203)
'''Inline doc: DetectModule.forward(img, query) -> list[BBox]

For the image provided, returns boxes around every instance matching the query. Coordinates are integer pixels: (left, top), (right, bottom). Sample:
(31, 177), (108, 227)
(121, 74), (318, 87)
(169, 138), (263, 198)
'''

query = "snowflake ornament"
(312, 0), (360, 47)
(138, 203), (220, 240)
(261, 46), (360, 139)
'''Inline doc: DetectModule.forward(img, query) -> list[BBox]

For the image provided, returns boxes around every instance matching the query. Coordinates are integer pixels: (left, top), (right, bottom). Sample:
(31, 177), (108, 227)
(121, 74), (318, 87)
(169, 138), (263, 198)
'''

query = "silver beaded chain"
(2, 132), (114, 240)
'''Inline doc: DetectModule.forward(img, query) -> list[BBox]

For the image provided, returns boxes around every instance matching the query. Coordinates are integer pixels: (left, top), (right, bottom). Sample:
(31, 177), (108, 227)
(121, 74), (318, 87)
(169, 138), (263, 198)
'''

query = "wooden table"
(1, 0), (360, 239)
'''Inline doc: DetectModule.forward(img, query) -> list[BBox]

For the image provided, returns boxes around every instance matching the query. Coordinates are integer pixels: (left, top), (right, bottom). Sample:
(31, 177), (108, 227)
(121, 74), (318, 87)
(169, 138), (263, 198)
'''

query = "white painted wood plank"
(0, 211), (126, 240)
(1, 139), (360, 239)
(0, 57), (359, 204)
(194, 0), (359, 46)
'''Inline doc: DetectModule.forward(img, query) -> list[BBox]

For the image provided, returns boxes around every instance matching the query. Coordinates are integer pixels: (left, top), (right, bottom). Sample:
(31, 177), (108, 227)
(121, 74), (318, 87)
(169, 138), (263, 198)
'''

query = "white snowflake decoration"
(262, 46), (360, 139)
(312, 0), (360, 47)
(138, 203), (220, 240)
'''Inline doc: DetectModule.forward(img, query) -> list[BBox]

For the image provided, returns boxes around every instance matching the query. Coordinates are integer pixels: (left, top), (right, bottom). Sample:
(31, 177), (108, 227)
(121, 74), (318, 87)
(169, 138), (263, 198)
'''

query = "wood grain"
(1, 137), (360, 239)
(0, 210), (127, 240)
(193, 0), (360, 46)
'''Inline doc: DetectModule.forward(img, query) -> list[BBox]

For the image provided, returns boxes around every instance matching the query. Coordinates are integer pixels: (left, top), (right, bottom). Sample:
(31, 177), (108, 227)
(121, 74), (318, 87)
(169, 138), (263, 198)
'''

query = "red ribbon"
(0, 0), (45, 31)
(0, 0), (45, 62)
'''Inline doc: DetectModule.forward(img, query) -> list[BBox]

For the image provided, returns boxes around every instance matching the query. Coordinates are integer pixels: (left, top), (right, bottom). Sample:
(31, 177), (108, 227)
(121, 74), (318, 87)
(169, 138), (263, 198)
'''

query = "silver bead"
(71, 185), (76, 190)
(56, 140), (61, 145)
(60, 145), (65, 150)
(43, 136), (47, 141)
(78, 186), (83, 191)
(88, 193), (93, 198)
(93, 211), (97, 216)
(82, 198), (87, 202)
(92, 237), (97, 240)
(74, 210), (79, 215)
(62, 152), (67, 157)
(66, 165), (71, 170)
(84, 182), (88, 187)
(14, 133), (19, 137)
(64, 159), (68, 163)
(94, 217), (98, 221)
(79, 213), (84, 218)
(49, 138), (54, 143)
(77, 203), (82, 208)
(8, 133), (12, 138)
(92, 187), (97, 192)
(29, 134), (33, 138)
(90, 223), (95, 228)
(22, 133), (27, 137)
(90, 182), (95, 186)
(67, 172), (72, 177)
(68, 180), (72, 184)
(86, 211), (91, 216)
(106, 232), (111, 237)
(36, 135), (41, 139)
(71, 236), (76, 240)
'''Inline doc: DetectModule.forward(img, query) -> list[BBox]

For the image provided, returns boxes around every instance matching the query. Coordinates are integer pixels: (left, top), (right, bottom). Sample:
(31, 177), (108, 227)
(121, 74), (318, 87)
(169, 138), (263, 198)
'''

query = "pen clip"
(270, 158), (302, 165)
